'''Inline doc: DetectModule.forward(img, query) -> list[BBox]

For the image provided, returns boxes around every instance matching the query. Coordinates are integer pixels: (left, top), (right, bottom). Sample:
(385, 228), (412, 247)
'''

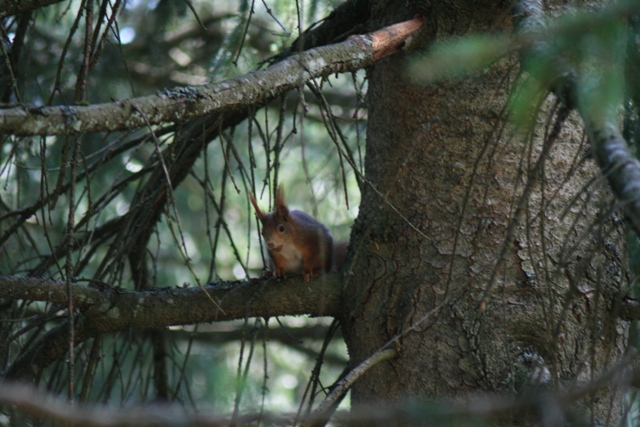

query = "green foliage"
(409, 1), (640, 133)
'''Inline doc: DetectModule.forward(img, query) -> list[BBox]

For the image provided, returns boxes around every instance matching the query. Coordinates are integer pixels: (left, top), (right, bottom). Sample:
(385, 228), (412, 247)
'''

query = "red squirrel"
(250, 187), (345, 282)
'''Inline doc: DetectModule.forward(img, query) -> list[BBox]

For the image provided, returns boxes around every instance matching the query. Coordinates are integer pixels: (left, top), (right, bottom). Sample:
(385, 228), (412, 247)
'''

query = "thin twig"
(302, 348), (396, 427)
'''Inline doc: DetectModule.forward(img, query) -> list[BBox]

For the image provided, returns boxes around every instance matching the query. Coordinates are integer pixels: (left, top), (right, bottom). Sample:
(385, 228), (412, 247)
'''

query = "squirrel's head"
(249, 186), (292, 251)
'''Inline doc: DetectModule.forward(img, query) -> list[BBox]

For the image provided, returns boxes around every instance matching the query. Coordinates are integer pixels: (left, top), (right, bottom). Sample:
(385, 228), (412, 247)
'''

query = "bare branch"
(0, 381), (286, 426)
(169, 325), (348, 365)
(303, 348), (396, 427)
(0, 16), (423, 136)
(0, 275), (343, 328)
(0, 0), (64, 18)
(0, 275), (343, 380)
(1, 349), (638, 426)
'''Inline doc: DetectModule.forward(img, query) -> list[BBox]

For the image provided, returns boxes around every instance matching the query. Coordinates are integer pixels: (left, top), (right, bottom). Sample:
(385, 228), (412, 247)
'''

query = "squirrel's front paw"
(266, 269), (286, 280)
(303, 269), (323, 283)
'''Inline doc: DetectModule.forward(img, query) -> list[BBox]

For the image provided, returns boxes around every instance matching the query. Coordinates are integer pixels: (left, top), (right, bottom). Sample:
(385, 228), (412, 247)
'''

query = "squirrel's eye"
(278, 225), (285, 232)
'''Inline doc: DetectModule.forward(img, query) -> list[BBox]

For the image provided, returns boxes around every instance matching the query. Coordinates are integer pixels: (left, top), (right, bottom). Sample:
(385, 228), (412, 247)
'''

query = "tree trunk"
(341, 1), (628, 424)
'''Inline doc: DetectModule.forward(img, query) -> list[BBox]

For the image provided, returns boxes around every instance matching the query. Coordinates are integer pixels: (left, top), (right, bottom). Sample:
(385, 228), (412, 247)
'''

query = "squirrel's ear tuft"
(275, 186), (289, 218)
(249, 192), (266, 221)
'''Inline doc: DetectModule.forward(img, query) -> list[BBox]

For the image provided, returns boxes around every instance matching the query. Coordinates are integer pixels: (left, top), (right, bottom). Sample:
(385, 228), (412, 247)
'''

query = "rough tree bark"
(0, 0), (636, 425)
(341, 0), (628, 425)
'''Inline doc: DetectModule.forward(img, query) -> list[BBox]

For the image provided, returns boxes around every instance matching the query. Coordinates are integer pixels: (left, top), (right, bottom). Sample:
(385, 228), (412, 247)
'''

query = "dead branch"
(0, 16), (423, 136)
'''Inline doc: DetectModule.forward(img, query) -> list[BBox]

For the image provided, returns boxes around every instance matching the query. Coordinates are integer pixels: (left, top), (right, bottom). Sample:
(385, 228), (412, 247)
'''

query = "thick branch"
(0, 275), (343, 328)
(1, 275), (343, 380)
(0, 0), (64, 18)
(0, 16), (423, 136)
